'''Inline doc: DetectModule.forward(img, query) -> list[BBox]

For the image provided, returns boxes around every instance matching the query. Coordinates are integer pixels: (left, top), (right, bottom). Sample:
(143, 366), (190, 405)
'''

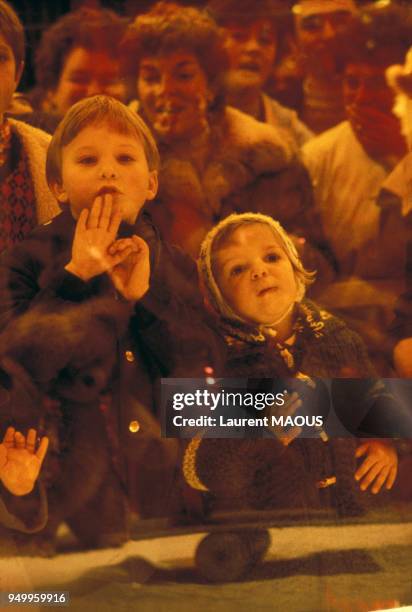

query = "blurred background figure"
(302, 2), (412, 374)
(293, 0), (357, 133)
(0, 0), (59, 253)
(386, 47), (412, 378)
(30, 7), (129, 117)
(207, 0), (313, 151)
(123, 1), (325, 266)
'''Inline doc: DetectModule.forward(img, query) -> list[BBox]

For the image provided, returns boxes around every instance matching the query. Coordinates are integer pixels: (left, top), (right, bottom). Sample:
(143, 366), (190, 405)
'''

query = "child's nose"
(251, 263), (267, 280)
(99, 164), (118, 179)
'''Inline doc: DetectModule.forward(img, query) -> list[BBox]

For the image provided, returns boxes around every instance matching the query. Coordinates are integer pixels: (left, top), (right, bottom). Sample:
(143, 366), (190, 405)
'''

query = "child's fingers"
(355, 454), (377, 481)
(386, 465), (398, 490)
(108, 206), (122, 236)
(132, 235), (149, 255)
(14, 431), (25, 449)
(359, 462), (382, 491)
(26, 429), (36, 452)
(2, 426), (15, 448)
(371, 465), (390, 494)
(36, 437), (49, 465)
(279, 425), (302, 446)
(99, 194), (112, 231)
(108, 239), (136, 256)
(355, 443), (368, 458)
(88, 197), (103, 229)
(75, 208), (89, 236)
(110, 246), (135, 266)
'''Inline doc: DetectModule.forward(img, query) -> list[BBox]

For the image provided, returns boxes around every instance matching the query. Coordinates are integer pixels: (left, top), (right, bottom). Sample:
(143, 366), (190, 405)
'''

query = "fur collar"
(157, 106), (293, 217)
(8, 118), (60, 224)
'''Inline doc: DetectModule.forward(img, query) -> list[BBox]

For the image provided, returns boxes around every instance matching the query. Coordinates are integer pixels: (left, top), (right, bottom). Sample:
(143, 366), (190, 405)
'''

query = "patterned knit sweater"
(183, 301), (380, 516)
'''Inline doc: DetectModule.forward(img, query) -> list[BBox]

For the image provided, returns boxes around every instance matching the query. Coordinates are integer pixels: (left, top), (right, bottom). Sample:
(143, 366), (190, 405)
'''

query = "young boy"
(0, 0), (59, 253)
(184, 212), (400, 515)
(0, 94), (209, 547)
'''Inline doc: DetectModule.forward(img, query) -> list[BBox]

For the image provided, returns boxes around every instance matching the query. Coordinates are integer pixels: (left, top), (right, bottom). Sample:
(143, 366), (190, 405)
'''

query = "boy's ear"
(50, 181), (69, 204)
(146, 170), (158, 201)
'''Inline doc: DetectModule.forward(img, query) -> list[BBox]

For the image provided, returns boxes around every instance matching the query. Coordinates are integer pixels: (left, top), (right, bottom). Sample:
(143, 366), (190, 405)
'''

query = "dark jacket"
(0, 207), (215, 519)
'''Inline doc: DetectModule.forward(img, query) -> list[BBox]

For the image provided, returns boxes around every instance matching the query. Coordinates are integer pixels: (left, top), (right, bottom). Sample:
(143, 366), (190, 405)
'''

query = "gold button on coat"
(125, 350), (135, 362)
(129, 420), (140, 433)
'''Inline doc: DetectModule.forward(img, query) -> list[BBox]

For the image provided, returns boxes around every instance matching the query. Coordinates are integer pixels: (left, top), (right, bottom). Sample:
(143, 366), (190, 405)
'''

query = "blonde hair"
(46, 95), (160, 187)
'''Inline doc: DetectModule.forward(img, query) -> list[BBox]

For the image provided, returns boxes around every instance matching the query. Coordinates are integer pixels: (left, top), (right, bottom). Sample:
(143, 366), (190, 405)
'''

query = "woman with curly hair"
(31, 7), (129, 116)
(122, 2), (330, 269)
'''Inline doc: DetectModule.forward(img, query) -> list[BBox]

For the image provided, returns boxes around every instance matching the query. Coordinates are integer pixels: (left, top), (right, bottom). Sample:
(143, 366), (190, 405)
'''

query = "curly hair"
(34, 7), (128, 92)
(0, 0), (24, 69)
(207, 0), (285, 25)
(121, 2), (228, 96)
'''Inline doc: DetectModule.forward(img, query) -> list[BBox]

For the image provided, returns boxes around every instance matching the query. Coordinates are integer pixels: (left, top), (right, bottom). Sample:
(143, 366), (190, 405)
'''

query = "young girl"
(183, 212), (398, 515)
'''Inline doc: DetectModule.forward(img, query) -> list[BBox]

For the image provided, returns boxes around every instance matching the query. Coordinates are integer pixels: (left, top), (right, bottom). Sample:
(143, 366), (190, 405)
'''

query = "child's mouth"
(258, 286), (277, 297)
(96, 187), (121, 197)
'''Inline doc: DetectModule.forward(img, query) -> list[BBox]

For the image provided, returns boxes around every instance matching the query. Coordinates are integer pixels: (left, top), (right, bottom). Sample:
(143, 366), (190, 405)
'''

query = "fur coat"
(145, 106), (325, 260)
(8, 119), (60, 225)
(0, 206), (220, 549)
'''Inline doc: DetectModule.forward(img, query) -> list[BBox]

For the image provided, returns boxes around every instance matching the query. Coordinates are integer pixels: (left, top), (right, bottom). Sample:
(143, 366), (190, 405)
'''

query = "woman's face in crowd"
(0, 32), (21, 121)
(214, 223), (298, 326)
(46, 46), (128, 115)
(223, 19), (277, 90)
(137, 50), (212, 143)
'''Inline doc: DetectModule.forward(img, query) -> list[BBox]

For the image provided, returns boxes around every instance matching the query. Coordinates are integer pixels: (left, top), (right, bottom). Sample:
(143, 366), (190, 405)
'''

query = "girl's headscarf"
(198, 212), (315, 330)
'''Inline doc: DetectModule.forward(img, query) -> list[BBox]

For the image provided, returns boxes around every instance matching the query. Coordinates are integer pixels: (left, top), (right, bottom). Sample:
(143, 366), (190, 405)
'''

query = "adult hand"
(65, 194), (128, 281)
(0, 427), (49, 496)
(108, 235), (150, 302)
(355, 439), (398, 494)
(347, 105), (407, 162)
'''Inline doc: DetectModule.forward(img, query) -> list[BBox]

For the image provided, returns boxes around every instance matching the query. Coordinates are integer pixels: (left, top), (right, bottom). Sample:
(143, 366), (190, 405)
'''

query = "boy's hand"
(65, 195), (127, 281)
(108, 235), (150, 302)
(0, 427), (49, 496)
(355, 439), (398, 494)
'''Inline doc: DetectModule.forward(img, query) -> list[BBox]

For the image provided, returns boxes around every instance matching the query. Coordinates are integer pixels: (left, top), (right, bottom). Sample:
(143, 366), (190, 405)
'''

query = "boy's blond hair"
(46, 95), (160, 187)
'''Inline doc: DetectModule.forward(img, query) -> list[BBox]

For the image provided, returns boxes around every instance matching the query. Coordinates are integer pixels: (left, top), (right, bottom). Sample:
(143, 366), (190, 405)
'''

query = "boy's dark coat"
(0, 207), (214, 543)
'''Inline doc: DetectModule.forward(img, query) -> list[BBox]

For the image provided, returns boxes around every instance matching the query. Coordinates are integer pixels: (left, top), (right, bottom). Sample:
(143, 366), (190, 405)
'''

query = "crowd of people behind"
(0, 0), (412, 557)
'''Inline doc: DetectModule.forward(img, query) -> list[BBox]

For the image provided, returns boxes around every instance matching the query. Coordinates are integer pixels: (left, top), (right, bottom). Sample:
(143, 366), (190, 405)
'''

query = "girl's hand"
(266, 392), (303, 446)
(0, 427), (49, 496)
(355, 439), (398, 494)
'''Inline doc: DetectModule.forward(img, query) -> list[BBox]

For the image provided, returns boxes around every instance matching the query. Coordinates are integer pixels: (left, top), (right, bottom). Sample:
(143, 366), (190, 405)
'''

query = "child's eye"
(78, 156), (97, 165)
(117, 154), (135, 163)
(230, 264), (245, 277)
(265, 252), (280, 263)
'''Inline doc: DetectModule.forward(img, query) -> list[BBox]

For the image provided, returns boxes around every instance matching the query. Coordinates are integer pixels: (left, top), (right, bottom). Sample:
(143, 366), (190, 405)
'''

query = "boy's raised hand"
(107, 235), (150, 302)
(65, 195), (131, 281)
(0, 427), (49, 496)
(354, 439), (398, 494)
